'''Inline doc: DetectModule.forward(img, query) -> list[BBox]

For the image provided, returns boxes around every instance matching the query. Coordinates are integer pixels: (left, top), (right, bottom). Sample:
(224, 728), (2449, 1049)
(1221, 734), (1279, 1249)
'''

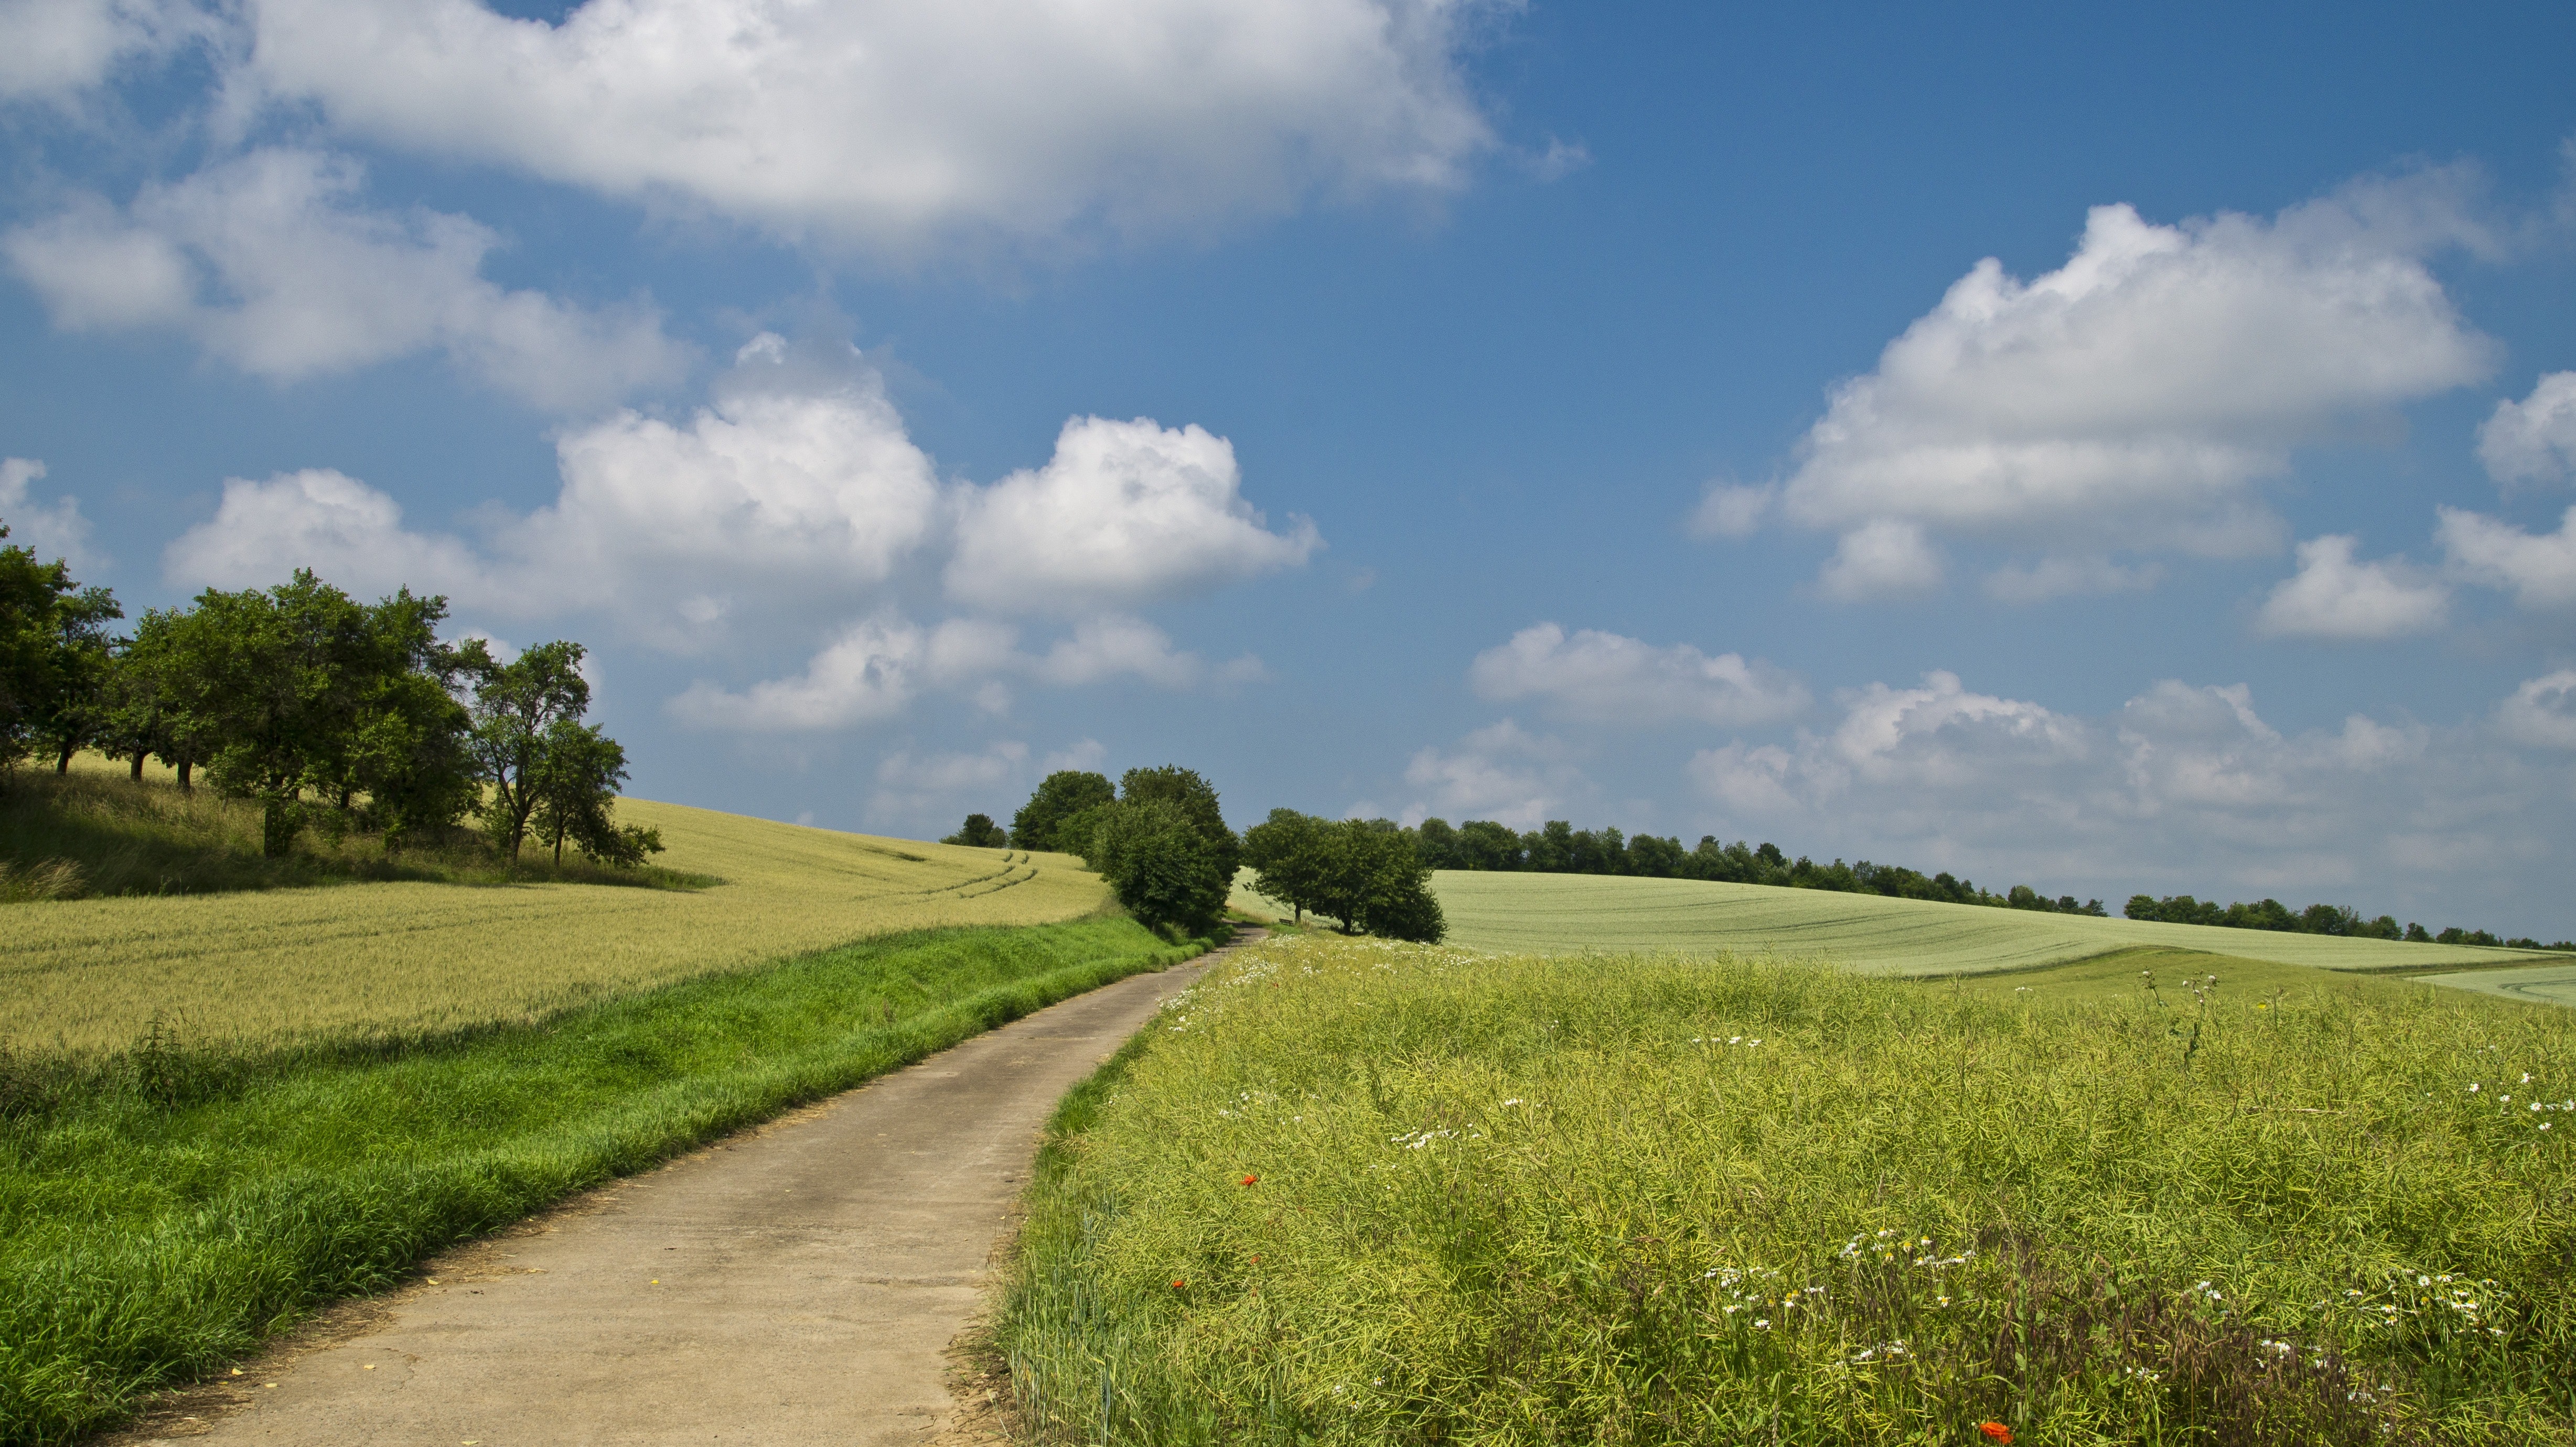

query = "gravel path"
(106, 942), (1241, 1446)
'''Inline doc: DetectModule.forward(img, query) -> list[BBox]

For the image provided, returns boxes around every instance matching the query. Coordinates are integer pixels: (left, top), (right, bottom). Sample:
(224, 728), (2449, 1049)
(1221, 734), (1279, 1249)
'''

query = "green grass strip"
(0, 917), (1206, 1445)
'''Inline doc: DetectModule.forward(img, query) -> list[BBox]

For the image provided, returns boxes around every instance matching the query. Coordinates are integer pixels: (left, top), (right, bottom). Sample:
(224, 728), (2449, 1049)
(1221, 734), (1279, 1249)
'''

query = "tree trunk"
(129, 750), (146, 781)
(56, 742), (73, 774)
(177, 757), (192, 792)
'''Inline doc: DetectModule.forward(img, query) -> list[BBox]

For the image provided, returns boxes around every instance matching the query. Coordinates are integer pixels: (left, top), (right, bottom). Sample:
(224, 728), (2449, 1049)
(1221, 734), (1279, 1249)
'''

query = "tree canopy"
(1010, 769), (1116, 852)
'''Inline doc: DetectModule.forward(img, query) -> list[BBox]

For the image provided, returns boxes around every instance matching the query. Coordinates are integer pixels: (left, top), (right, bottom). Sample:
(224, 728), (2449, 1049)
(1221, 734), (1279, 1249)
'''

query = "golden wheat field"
(1, 781), (1110, 1053)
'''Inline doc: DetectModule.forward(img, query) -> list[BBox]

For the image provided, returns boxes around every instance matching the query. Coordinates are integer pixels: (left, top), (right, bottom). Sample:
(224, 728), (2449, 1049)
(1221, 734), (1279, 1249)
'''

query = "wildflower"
(1980, 1423), (2014, 1443)
(1241, 1173), (1259, 1186)
(1172, 1279), (1186, 1289)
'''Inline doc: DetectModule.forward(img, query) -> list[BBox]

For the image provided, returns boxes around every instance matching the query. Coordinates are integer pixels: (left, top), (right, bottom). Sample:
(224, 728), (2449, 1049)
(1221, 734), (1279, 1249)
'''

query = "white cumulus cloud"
(1399, 719), (1588, 830)
(1818, 519), (1944, 601)
(2477, 372), (2576, 488)
(1664, 670), (2576, 925)
(0, 458), (97, 567)
(2437, 504), (2576, 611)
(241, 0), (1499, 254)
(1746, 175), (2497, 599)
(0, 0), (213, 100)
(947, 415), (1319, 613)
(164, 336), (945, 642)
(1467, 622), (1808, 727)
(2255, 534), (2450, 640)
(2, 149), (687, 410)
(2497, 671), (2576, 751)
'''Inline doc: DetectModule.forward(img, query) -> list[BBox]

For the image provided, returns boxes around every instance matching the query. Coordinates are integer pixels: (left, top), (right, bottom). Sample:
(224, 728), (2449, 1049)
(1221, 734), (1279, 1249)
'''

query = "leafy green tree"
(0, 522), (105, 769)
(1412, 817), (1461, 870)
(1010, 770), (1116, 852)
(466, 640), (592, 862)
(1118, 764), (1240, 882)
(1092, 798), (1229, 936)
(1306, 818), (1443, 942)
(943, 813), (1008, 847)
(180, 571), (456, 857)
(527, 719), (659, 866)
(1242, 807), (1328, 924)
(1454, 819), (1523, 870)
(30, 584), (122, 773)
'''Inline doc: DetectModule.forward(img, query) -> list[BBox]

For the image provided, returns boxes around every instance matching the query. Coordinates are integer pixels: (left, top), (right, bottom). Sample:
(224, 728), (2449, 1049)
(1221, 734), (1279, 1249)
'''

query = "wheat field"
(0, 790), (1110, 1053)
(1427, 870), (2560, 977)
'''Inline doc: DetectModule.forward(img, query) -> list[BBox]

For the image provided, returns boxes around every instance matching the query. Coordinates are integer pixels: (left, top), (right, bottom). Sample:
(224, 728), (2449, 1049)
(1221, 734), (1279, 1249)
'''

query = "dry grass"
(1, 763), (1110, 1053)
(1430, 870), (2561, 977)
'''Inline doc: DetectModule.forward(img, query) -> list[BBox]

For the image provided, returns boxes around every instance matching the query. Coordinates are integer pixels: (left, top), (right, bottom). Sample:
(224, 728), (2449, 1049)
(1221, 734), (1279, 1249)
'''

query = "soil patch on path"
(98, 936), (1250, 1447)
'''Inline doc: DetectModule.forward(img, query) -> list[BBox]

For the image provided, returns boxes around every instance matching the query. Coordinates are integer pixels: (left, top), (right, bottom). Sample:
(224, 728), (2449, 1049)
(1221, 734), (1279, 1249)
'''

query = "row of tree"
(0, 523), (653, 866)
(1240, 811), (1445, 942)
(997, 768), (1448, 942)
(2123, 894), (2573, 951)
(1409, 816), (2109, 916)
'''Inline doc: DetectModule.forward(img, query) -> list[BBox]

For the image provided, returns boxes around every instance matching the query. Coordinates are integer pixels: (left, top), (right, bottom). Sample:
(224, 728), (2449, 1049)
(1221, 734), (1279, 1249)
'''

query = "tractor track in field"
(102, 931), (1262, 1447)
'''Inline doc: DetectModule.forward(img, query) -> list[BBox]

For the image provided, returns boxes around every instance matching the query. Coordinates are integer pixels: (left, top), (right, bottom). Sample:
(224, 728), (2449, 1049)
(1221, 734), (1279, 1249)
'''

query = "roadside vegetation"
(997, 932), (2576, 1445)
(0, 918), (1210, 1445)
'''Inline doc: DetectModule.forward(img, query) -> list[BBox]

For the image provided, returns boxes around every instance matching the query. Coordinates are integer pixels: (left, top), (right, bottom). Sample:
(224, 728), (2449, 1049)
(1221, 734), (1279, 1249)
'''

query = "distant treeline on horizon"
(1396, 816), (2574, 951)
(1403, 817), (2110, 917)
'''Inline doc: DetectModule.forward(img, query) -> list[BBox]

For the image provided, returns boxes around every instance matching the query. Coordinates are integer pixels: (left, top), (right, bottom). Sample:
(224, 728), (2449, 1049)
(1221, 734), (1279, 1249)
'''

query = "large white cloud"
(0, 458), (97, 568)
(947, 415), (1320, 613)
(2478, 372), (2576, 488)
(1681, 671), (2574, 924)
(667, 610), (1222, 731)
(0, 0), (211, 100)
(1714, 176), (2498, 601)
(2437, 504), (2576, 610)
(239, 0), (1498, 253)
(2, 149), (686, 409)
(2255, 534), (2450, 640)
(164, 336), (944, 638)
(1467, 623), (1808, 727)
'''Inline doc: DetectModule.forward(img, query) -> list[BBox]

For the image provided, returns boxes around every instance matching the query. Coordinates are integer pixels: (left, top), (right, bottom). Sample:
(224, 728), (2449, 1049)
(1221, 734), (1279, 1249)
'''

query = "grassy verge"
(0, 917), (1209, 1445)
(995, 933), (2575, 1445)
(0, 759), (711, 901)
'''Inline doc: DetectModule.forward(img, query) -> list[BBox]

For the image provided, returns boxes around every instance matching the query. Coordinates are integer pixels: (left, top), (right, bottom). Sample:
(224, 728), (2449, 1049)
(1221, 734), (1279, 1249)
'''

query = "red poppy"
(1978, 1424), (2013, 1444)
(1241, 1173), (1259, 1186)
(1171, 1279), (1186, 1289)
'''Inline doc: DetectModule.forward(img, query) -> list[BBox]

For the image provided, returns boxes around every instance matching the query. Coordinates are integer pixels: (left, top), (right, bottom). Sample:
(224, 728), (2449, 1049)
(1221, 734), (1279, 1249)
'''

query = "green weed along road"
(0, 918), (1195, 1446)
(999, 932), (2576, 1446)
(1429, 870), (2561, 977)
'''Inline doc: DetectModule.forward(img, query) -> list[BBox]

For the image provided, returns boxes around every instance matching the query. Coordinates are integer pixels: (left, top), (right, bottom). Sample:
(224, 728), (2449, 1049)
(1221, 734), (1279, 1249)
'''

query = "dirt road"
(110, 944), (1237, 1446)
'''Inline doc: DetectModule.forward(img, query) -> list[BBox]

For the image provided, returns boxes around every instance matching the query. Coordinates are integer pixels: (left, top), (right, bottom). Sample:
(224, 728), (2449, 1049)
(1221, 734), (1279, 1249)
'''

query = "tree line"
(1408, 816), (2110, 916)
(0, 523), (654, 867)
(2123, 893), (2573, 952)
(997, 768), (1446, 943)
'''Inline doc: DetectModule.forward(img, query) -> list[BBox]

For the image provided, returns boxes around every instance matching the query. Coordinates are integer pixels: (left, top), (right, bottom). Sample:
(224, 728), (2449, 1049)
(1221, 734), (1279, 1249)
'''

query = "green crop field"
(1426, 871), (2560, 979)
(997, 931), (2576, 1445)
(1, 776), (1111, 1054)
(2410, 962), (2576, 1009)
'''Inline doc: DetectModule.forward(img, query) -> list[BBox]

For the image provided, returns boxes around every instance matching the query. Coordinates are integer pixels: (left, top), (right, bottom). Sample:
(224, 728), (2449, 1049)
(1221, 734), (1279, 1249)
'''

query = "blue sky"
(7, 0), (2576, 932)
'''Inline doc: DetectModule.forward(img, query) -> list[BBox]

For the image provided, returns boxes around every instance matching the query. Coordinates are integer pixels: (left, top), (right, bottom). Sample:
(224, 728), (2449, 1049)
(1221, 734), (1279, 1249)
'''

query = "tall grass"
(0, 918), (1208, 1446)
(998, 933), (2576, 1445)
